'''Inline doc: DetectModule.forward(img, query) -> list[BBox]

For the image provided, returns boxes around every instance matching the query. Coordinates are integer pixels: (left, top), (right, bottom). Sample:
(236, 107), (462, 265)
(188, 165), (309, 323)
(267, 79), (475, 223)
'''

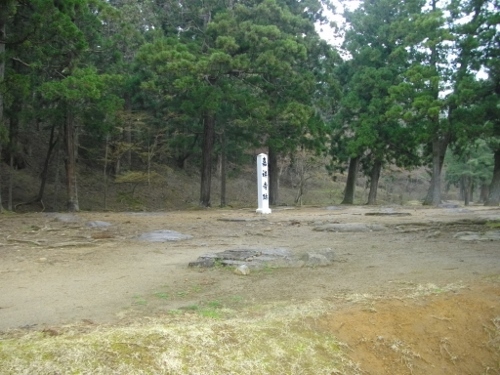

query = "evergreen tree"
(332, 0), (423, 204)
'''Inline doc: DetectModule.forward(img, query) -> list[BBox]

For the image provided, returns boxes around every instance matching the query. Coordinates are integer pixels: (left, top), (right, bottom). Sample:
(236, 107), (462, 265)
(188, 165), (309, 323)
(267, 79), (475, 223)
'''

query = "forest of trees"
(0, 0), (498, 212)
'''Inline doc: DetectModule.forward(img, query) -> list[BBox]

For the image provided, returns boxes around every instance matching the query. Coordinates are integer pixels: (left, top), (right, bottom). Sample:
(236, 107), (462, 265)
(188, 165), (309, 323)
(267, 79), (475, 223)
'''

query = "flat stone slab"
(454, 230), (500, 241)
(189, 248), (335, 269)
(324, 206), (346, 211)
(217, 218), (268, 222)
(138, 230), (193, 242)
(86, 221), (112, 228)
(365, 212), (411, 217)
(313, 223), (386, 232)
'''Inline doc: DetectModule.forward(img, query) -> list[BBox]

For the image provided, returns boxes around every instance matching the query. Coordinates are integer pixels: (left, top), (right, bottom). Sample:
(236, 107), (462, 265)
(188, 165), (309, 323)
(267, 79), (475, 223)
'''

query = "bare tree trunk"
(199, 112), (215, 207)
(220, 131), (227, 207)
(0, 11), (5, 213)
(7, 94), (21, 210)
(0, 144), (3, 213)
(33, 124), (58, 204)
(8, 154), (13, 210)
(480, 183), (489, 203)
(427, 139), (443, 206)
(341, 156), (360, 205)
(485, 148), (500, 206)
(268, 147), (279, 206)
(53, 147), (61, 210)
(125, 97), (132, 171)
(423, 137), (448, 206)
(367, 159), (382, 205)
(294, 161), (305, 206)
(103, 134), (109, 210)
(463, 176), (470, 206)
(64, 110), (79, 212)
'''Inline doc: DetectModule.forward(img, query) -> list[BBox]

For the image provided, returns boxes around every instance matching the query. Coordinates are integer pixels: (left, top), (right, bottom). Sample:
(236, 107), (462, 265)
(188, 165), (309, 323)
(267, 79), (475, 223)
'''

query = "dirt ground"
(1, 204), (500, 374)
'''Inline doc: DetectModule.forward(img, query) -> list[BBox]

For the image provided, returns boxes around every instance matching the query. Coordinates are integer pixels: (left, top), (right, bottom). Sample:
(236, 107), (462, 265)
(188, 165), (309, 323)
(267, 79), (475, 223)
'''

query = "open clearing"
(0, 205), (499, 374)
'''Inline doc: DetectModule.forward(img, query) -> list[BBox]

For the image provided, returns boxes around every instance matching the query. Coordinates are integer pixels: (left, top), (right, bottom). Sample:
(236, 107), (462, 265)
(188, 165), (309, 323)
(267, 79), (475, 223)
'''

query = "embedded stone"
(138, 230), (192, 242)
(313, 223), (386, 232)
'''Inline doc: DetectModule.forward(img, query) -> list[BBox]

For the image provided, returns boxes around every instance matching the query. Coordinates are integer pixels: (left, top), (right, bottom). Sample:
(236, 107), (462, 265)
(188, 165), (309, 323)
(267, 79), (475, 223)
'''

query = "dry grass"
(1, 283), (496, 375)
(0, 301), (359, 375)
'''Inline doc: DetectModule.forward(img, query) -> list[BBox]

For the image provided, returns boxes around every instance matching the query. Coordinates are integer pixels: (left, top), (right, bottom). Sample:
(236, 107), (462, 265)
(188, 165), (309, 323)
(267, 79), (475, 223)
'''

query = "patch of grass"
(153, 292), (169, 300)
(486, 220), (500, 229)
(198, 309), (222, 319)
(190, 284), (202, 293)
(0, 301), (356, 375)
(206, 300), (222, 309)
(198, 300), (224, 319)
(132, 296), (147, 306)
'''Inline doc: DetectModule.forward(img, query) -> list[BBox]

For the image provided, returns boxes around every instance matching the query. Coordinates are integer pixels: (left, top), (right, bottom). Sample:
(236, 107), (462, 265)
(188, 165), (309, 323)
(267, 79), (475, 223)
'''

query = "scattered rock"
(454, 230), (500, 241)
(365, 212), (412, 217)
(313, 223), (386, 232)
(189, 247), (334, 269)
(86, 221), (111, 228)
(217, 217), (267, 222)
(300, 253), (330, 266)
(234, 265), (250, 275)
(138, 230), (193, 242)
(188, 256), (216, 268)
(91, 231), (115, 239)
(425, 230), (442, 238)
(48, 241), (96, 248)
(45, 213), (81, 223)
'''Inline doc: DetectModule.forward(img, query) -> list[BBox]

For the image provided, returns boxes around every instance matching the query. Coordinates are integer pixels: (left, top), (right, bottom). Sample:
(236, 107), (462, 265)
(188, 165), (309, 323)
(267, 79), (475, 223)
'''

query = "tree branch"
(11, 57), (31, 67)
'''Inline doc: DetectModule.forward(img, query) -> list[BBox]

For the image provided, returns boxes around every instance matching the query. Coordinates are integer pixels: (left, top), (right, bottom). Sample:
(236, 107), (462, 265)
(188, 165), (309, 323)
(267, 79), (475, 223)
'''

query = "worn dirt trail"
(1, 205), (499, 374)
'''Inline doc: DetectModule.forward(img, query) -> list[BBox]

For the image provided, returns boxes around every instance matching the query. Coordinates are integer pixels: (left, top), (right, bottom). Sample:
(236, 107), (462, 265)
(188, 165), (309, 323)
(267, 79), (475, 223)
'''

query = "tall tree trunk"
(423, 137), (449, 206)
(8, 60), (25, 170)
(268, 147), (279, 206)
(0, 144), (3, 213)
(341, 156), (360, 205)
(53, 146), (61, 211)
(199, 112), (215, 207)
(8, 154), (13, 210)
(220, 130), (227, 207)
(463, 176), (471, 206)
(7, 95), (21, 211)
(103, 134), (109, 210)
(35, 124), (58, 203)
(480, 183), (489, 203)
(367, 159), (382, 205)
(485, 148), (500, 206)
(125, 97), (132, 171)
(64, 110), (79, 212)
(0, 9), (5, 213)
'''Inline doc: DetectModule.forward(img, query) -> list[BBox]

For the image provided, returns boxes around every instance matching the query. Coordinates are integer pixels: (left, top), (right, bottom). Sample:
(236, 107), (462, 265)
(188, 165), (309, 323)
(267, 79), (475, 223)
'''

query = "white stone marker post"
(256, 153), (272, 214)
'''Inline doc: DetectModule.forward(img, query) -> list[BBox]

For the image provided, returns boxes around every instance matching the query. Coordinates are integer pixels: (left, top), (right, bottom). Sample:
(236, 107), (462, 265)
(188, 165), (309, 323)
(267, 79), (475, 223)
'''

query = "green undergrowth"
(486, 220), (500, 229)
(0, 301), (357, 375)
